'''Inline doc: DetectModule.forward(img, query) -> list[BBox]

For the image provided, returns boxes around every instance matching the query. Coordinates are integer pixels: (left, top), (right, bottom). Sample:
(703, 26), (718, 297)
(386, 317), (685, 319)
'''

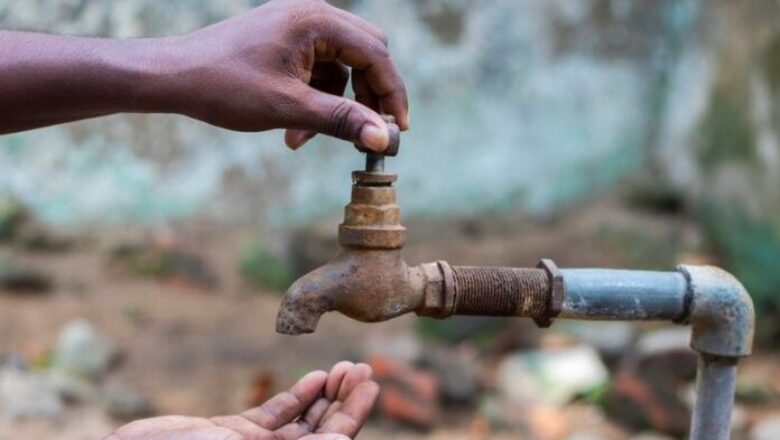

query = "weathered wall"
(0, 0), (778, 231)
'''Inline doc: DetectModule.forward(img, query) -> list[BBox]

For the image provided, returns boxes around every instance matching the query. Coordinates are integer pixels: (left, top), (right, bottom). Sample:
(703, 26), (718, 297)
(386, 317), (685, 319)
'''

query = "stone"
(48, 369), (95, 403)
(419, 346), (479, 406)
(497, 346), (609, 406)
(367, 355), (440, 429)
(558, 322), (637, 360)
(0, 368), (62, 418)
(361, 332), (422, 364)
(100, 384), (154, 420)
(604, 372), (690, 438)
(53, 320), (116, 380)
(751, 416), (780, 440)
(566, 431), (607, 440)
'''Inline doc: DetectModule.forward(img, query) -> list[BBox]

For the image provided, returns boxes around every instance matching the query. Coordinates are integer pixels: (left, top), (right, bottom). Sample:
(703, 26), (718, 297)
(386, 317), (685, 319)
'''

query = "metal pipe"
(690, 355), (738, 440)
(365, 153), (384, 172)
(560, 269), (689, 321)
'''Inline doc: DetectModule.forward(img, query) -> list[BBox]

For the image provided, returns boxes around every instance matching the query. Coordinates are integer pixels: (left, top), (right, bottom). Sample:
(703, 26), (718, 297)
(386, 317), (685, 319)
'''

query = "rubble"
(419, 346), (480, 406)
(604, 372), (690, 437)
(0, 259), (52, 293)
(752, 416), (780, 440)
(109, 238), (217, 289)
(368, 356), (440, 429)
(497, 346), (609, 406)
(53, 320), (116, 380)
(0, 368), (63, 419)
(99, 383), (154, 420)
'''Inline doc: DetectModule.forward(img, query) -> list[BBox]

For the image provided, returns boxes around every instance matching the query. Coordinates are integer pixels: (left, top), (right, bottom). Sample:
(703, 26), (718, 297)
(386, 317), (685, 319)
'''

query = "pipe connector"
(417, 259), (564, 327)
(678, 265), (755, 358)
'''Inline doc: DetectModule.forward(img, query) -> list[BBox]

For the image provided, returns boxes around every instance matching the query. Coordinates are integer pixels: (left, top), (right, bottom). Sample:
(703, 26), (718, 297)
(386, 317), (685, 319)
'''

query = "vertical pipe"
(690, 354), (738, 440)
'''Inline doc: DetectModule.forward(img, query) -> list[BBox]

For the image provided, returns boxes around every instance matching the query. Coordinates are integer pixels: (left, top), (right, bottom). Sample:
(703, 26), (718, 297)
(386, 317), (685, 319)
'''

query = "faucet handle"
(354, 115), (401, 157)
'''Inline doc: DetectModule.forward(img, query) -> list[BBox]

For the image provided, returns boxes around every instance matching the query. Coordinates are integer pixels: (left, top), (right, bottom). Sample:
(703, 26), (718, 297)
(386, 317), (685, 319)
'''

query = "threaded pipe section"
(452, 266), (550, 317)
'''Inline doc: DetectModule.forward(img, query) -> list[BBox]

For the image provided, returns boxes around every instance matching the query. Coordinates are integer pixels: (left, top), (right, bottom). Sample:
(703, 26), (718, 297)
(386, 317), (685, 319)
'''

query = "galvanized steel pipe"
(560, 269), (689, 321)
(690, 355), (738, 440)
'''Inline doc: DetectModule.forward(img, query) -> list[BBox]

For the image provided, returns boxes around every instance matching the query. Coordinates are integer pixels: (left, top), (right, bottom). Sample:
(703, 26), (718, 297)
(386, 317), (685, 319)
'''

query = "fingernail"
(360, 123), (389, 152)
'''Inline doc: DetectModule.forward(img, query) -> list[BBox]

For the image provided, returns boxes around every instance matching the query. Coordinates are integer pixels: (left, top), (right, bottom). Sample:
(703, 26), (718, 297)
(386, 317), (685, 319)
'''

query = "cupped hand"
(103, 362), (379, 440)
(172, 0), (409, 152)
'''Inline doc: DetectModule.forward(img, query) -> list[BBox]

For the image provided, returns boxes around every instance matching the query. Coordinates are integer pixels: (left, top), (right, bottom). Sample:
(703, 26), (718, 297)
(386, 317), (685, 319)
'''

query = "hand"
(171, 0), (409, 152)
(103, 362), (379, 440)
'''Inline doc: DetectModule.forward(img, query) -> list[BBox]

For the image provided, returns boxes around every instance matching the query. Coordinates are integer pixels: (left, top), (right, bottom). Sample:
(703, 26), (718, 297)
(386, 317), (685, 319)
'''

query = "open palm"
(104, 362), (379, 440)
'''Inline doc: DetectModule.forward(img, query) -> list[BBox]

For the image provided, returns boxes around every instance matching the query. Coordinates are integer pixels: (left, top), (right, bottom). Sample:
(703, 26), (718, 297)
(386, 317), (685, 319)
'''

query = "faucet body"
(275, 165), (754, 440)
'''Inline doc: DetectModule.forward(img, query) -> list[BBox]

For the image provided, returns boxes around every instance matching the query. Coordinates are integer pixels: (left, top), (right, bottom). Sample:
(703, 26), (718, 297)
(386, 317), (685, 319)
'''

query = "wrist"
(101, 36), (193, 115)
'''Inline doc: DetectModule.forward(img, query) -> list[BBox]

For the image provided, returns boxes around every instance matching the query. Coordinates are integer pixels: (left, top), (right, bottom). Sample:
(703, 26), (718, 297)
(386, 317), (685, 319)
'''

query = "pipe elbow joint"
(678, 265), (755, 358)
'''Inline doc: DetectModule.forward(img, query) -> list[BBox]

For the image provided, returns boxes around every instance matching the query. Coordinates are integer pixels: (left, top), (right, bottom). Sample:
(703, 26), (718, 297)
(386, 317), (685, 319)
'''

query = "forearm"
(0, 31), (185, 134)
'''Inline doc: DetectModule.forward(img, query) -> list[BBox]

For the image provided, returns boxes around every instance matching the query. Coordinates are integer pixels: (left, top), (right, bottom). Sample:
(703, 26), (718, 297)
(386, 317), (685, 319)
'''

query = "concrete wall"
(0, 0), (778, 230)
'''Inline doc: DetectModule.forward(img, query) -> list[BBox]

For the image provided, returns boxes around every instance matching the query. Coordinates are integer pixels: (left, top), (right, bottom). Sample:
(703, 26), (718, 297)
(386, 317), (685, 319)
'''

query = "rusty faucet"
(276, 116), (564, 335)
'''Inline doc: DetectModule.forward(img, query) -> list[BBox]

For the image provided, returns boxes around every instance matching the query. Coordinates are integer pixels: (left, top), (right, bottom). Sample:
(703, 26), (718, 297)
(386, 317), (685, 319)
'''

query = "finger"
(241, 370), (328, 430)
(316, 381), (380, 437)
(329, 6), (388, 47)
(326, 361), (353, 401)
(274, 396), (331, 440)
(320, 401), (340, 425)
(351, 69), (379, 111)
(290, 84), (389, 152)
(303, 397), (331, 427)
(316, 23), (409, 130)
(285, 61), (350, 150)
(337, 363), (373, 401)
(285, 129), (316, 150)
(320, 364), (374, 427)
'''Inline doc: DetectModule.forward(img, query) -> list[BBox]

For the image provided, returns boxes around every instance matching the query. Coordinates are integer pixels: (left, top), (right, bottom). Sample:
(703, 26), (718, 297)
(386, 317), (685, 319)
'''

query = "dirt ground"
(0, 196), (777, 439)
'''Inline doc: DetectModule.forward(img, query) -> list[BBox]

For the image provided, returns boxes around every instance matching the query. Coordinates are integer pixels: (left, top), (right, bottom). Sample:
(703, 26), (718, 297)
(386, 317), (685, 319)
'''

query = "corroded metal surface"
(276, 166), (423, 335)
(679, 265), (755, 358)
(451, 266), (549, 317)
(535, 258), (564, 327)
(338, 172), (406, 249)
(560, 269), (689, 321)
(690, 354), (739, 440)
(276, 248), (426, 334)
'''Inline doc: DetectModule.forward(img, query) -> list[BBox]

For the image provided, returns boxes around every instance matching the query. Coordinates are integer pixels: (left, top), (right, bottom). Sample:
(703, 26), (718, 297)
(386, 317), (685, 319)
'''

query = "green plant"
(239, 241), (293, 292)
(701, 206), (780, 315)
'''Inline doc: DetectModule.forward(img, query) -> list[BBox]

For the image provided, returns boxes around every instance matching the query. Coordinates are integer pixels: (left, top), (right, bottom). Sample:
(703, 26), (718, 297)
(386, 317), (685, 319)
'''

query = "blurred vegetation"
(701, 205), (780, 316)
(765, 34), (780, 93)
(0, 196), (27, 242)
(109, 244), (216, 288)
(597, 227), (679, 271)
(415, 316), (515, 348)
(238, 240), (293, 292)
(697, 77), (757, 170)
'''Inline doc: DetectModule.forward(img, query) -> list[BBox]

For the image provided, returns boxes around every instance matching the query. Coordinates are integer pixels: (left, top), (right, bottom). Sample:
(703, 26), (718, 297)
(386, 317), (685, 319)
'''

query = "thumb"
(293, 86), (389, 152)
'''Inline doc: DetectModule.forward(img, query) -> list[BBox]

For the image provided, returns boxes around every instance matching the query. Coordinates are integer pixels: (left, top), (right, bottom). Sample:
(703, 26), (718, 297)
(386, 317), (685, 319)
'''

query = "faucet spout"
(276, 249), (427, 335)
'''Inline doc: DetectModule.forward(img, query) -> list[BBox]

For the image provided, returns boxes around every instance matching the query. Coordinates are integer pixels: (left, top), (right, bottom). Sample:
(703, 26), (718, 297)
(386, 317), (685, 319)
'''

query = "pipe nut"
(534, 259), (565, 327)
(418, 261), (455, 318)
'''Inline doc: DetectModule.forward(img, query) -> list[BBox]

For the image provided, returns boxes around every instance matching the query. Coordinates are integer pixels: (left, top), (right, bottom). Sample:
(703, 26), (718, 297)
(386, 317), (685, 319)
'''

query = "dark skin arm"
(0, 0), (409, 152)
